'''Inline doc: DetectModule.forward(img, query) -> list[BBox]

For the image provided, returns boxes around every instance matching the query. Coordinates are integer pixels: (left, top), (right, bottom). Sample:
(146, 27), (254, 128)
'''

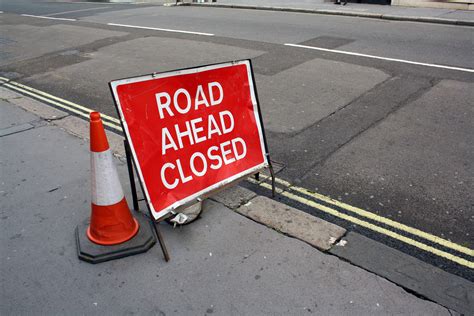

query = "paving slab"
(0, 98), (39, 129)
(0, 122), (35, 137)
(330, 232), (474, 315)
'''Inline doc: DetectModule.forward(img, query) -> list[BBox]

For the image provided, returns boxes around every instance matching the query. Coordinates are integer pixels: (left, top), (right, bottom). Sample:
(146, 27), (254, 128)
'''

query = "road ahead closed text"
(111, 61), (267, 219)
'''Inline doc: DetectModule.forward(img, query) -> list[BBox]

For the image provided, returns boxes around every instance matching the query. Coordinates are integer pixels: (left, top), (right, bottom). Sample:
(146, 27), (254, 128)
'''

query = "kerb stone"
(236, 196), (346, 251)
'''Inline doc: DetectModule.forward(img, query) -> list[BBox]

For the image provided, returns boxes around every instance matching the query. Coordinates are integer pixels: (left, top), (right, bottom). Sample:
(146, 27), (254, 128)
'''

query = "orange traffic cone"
(87, 112), (139, 245)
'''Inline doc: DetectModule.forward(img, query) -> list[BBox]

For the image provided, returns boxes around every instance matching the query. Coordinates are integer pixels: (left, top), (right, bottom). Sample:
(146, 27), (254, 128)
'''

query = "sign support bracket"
(124, 140), (170, 262)
(249, 59), (276, 198)
(254, 159), (276, 197)
(268, 160), (276, 197)
(125, 139), (140, 212)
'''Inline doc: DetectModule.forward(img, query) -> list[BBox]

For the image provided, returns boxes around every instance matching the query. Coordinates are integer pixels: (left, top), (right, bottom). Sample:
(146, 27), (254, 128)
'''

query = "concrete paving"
(0, 98), (451, 315)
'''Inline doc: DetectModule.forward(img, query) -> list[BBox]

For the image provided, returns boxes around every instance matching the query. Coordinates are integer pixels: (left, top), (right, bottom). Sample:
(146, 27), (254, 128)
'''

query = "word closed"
(111, 61), (268, 219)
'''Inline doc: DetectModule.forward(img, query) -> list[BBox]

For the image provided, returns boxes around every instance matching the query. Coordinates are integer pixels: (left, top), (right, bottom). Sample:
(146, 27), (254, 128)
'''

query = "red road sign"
(110, 60), (268, 220)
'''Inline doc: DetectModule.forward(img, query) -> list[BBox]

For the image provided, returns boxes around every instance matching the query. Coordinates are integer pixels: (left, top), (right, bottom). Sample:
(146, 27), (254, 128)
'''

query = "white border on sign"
(110, 60), (268, 220)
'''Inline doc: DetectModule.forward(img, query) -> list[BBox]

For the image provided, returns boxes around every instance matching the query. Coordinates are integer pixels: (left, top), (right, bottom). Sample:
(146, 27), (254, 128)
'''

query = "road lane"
(3, 2), (473, 68)
(81, 6), (474, 68)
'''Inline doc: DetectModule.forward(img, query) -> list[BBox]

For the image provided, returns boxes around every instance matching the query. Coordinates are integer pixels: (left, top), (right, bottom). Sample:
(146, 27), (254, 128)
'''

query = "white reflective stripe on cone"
(91, 149), (125, 206)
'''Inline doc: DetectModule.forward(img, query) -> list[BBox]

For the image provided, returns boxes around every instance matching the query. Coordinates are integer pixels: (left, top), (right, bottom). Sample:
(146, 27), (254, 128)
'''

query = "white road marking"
(45, 7), (111, 17)
(107, 22), (214, 36)
(73, 1), (129, 4)
(285, 43), (474, 73)
(20, 14), (77, 21)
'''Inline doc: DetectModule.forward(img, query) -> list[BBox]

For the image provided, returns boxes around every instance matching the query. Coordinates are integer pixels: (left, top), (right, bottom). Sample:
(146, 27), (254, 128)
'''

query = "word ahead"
(110, 61), (268, 220)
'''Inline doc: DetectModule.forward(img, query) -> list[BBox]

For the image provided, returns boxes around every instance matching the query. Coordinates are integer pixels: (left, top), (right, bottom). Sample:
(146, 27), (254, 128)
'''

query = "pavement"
(187, 0), (474, 26)
(0, 91), (466, 315)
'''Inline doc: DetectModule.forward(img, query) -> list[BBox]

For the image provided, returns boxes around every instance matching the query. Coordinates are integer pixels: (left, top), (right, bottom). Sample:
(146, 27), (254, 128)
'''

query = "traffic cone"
(76, 112), (156, 264)
(87, 112), (139, 245)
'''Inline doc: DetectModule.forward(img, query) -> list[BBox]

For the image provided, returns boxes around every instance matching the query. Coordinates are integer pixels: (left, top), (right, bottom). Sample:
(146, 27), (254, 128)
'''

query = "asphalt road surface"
(1, 0), (473, 280)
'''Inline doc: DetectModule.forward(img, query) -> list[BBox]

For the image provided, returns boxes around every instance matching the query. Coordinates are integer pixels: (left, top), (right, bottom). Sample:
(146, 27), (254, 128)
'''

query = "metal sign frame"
(109, 60), (276, 261)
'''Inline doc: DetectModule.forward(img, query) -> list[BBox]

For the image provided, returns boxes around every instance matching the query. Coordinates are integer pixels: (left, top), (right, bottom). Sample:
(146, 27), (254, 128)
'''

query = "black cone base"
(76, 212), (156, 264)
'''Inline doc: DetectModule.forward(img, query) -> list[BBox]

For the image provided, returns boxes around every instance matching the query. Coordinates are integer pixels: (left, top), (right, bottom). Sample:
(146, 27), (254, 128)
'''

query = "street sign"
(110, 60), (269, 220)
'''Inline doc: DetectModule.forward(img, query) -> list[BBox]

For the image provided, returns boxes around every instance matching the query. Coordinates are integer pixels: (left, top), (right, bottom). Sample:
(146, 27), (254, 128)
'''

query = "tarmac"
(0, 88), (461, 314)
(185, 0), (474, 26)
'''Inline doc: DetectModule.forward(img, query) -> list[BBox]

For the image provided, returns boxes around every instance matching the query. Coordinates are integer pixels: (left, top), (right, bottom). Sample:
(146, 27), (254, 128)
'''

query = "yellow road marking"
(3, 83), (122, 131)
(257, 181), (473, 269)
(0, 77), (121, 125)
(2, 79), (472, 266)
(271, 178), (473, 257)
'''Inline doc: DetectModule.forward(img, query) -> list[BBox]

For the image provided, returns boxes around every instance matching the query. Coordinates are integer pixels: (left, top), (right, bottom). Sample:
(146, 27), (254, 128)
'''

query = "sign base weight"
(76, 213), (156, 264)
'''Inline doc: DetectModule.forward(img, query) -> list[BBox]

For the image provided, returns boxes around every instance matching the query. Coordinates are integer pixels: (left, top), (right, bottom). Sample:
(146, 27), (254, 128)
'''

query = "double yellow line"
(1, 77), (472, 268)
(0, 77), (122, 131)
(250, 177), (473, 268)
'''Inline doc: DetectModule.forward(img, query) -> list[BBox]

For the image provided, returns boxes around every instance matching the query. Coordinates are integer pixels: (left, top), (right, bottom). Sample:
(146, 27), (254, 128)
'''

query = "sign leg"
(124, 140), (139, 211)
(268, 162), (276, 198)
(153, 222), (170, 262)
